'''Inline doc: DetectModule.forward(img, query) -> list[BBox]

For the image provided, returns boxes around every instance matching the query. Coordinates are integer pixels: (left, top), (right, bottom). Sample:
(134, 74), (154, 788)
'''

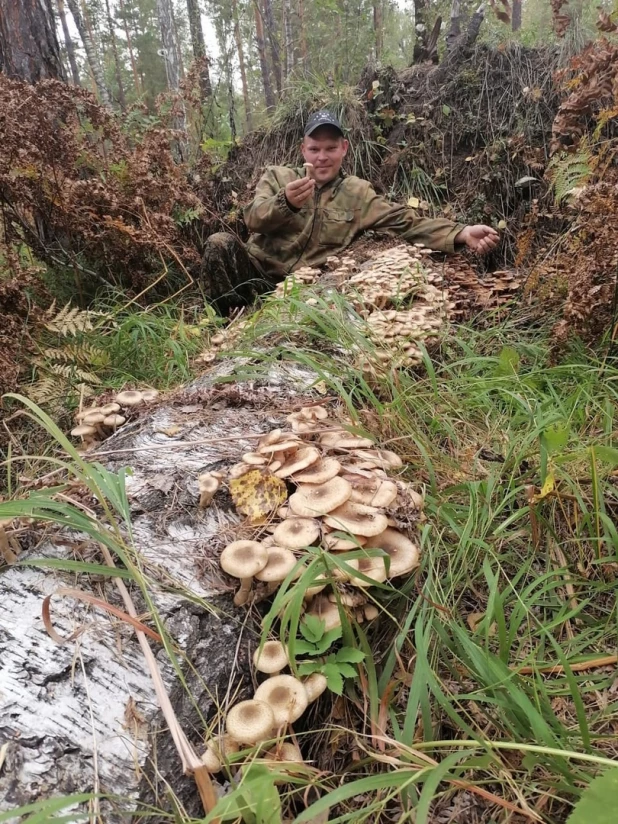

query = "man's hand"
(285, 177), (316, 209)
(455, 225), (500, 254)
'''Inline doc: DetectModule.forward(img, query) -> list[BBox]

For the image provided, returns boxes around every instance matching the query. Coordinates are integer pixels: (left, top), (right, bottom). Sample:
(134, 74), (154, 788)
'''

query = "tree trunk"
(66, 0), (111, 106)
(298, 0), (308, 70)
(118, 0), (141, 96)
(104, 0), (127, 110)
(57, 0), (81, 85)
(261, 0), (282, 96)
(232, 0), (253, 130)
(512, 0), (522, 31)
(0, 0), (66, 82)
(283, 0), (293, 80)
(171, 2), (186, 79)
(373, 1), (383, 62)
(156, 0), (187, 137)
(412, 0), (429, 63)
(253, 0), (276, 112)
(446, 0), (461, 51)
(186, 0), (212, 101)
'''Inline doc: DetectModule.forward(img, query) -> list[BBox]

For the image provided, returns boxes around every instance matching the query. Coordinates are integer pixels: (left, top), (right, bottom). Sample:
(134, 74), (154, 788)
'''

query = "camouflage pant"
(200, 232), (276, 312)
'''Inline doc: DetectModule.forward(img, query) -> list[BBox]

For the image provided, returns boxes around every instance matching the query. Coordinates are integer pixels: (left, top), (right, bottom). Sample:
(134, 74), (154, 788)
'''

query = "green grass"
(3, 283), (618, 822)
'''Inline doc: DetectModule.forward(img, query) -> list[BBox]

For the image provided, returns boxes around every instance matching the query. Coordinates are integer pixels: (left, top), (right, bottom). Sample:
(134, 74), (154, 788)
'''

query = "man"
(201, 111), (499, 310)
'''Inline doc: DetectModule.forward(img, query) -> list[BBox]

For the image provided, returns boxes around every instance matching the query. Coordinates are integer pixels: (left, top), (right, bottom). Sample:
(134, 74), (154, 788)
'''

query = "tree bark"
(57, 0), (81, 85)
(373, 1), (383, 62)
(283, 0), (294, 79)
(104, 0), (127, 110)
(156, 0), (187, 136)
(0, 0), (66, 82)
(446, 0), (461, 51)
(118, 0), (142, 96)
(186, 0), (213, 101)
(512, 0), (522, 31)
(66, 0), (111, 106)
(412, 0), (431, 63)
(253, 0), (276, 112)
(298, 0), (308, 70)
(232, 0), (253, 130)
(262, 0), (282, 95)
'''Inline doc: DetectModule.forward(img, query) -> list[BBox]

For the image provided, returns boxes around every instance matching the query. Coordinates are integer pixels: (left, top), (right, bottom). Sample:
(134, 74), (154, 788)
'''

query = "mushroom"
(254, 674), (309, 726)
(242, 452), (267, 466)
(302, 672), (328, 703)
(264, 741), (304, 765)
(288, 476), (352, 518)
(198, 473), (221, 508)
(327, 590), (367, 607)
(322, 531), (367, 551)
(254, 640), (289, 675)
(319, 431), (374, 449)
(274, 446), (321, 479)
(220, 540), (269, 606)
(347, 478), (398, 508)
(115, 389), (144, 407)
(306, 595), (342, 632)
(255, 547), (300, 595)
(141, 389), (159, 402)
(303, 162), (314, 179)
(299, 404), (328, 421)
(291, 457), (341, 485)
(229, 462), (252, 479)
(258, 438), (302, 456)
(258, 428), (283, 447)
(82, 410), (106, 426)
(355, 448), (403, 469)
(324, 501), (388, 537)
(364, 528), (420, 578)
(303, 573), (328, 602)
(200, 744), (222, 773)
(364, 604), (379, 620)
(272, 518), (320, 549)
(100, 402), (121, 416)
(226, 699), (275, 745)
(348, 555), (388, 588)
(331, 556), (360, 582)
(287, 412), (319, 434)
(70, 423), (97, 443)
(102, 414), (126, 430)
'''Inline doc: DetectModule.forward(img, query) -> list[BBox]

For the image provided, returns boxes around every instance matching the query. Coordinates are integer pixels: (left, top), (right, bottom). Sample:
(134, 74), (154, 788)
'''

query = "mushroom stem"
(234, 577), (254, 606)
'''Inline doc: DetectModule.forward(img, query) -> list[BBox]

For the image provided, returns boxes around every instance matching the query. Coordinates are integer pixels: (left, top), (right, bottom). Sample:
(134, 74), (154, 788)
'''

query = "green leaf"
(322, 662), (344, 695)
(335, 647), (366, 664)
(542, 422), (570, 455)
(593, 445), (618, 466)
(310, 626), (343, 654)
(300, 614), (325, 643)
(0, 795), (94, 823)
(495, 346), (520, 376)
(335, 662), (358, 679)
(442, 104), (451, 116)
(294, 640), (320, 655)
(298, 661), (321, 676)
(567, 768), (618, 824)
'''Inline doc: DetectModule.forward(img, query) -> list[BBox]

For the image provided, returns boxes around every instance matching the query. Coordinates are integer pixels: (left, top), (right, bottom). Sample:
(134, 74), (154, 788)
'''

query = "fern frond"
(547, 149), (592, 203)
(45, 302), (96, 336)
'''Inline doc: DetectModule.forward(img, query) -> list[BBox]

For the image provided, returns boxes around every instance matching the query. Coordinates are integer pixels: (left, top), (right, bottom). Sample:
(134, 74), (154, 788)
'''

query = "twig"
(512, 655), (618, 676)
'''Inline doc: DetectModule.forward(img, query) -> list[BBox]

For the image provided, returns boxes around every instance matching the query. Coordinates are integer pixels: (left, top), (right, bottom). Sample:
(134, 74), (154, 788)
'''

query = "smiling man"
(201, 111), (499, 310)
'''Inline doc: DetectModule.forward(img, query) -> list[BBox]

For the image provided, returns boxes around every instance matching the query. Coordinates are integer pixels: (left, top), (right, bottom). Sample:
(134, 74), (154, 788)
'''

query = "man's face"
(301, 127), (349, 185)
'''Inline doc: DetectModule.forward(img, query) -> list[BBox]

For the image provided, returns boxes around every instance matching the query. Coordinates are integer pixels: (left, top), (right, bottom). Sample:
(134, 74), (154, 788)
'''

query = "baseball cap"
(303, 110), (344, 137)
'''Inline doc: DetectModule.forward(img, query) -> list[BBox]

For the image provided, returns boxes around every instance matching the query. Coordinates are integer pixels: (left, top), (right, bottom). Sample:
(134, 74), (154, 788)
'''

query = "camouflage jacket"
(243, 166), (465, 279)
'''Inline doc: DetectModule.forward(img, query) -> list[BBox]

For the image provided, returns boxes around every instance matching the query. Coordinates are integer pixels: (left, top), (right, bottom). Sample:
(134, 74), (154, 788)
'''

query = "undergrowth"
(3, 286), (618, 822)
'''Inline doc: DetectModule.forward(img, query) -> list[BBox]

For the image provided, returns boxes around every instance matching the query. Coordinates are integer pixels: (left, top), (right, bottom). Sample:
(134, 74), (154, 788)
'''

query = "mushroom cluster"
(217, 404), (423, 612)
(440, 256), (521, 315)
(201, 636), (327, 776)
(70, 388), (159, 444)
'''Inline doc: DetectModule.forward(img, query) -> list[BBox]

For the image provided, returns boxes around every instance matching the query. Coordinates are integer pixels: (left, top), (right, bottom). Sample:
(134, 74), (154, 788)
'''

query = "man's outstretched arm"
(360, 183), (499, 254)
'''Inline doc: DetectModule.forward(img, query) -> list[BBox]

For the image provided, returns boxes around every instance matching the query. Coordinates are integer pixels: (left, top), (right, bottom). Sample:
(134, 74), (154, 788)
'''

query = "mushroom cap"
(102, 414), (126, 428)
(324, 501), (388, 537)
(75, 406), (100, 422)
(323, 531), (367, 551)
(254, 674), (309, 726)
(220, 540), (269, 578)
(100, 402), (121, 416)
(364, 528), (420, 577)
(302, 672), (328, 703)
(70, 424), (97, 438)
(306, 595), (342, 632)
(141, 389), (159, 402)
(264, 742), (304, 764)
(304, 573), (328, 599)
(327, 589), (367, 607)
(201, 744), (222, 772)
(259, 438), (302, 456)
(364, 604), (379, 620)
(320, 431), (374, 449)
(274, 446), (321, 479)
(348, 478), (398, 508)
(272, 518), (320, 549)
(82, 410), (106, 425)
(348, 555), (388, 587)
(253, 640), (289, 674)
(226, 699), (275, 744)
(243, 452), (267, 465)
(331, 556), (360, 581)
(229, 462), (252, 479)
(198, 473), (220, 493)
(355, 448), (403, 469)
(300, 404), (328, 421)
(291, 457), (341, 485)
(288, 476), (352, 518)
(115, 390), (144, 406)
(258, 428), (283, 447)
(255, 547), (299, 583)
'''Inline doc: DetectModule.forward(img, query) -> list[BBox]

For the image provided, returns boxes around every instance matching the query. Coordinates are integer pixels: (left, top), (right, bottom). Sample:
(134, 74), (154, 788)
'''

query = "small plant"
(294, 615), (365, 695)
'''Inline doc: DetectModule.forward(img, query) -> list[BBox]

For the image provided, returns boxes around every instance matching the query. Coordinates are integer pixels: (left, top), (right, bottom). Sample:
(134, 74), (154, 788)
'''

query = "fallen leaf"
(533, 472), (555, 503)
(156, 425), (182, 437)
(467, 611), (497, 635)
(229, 469), (287, 524)
(407, 196), (420, 209)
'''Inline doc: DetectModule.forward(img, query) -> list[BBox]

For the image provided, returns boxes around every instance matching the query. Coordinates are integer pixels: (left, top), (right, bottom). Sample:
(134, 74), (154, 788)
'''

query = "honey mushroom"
(220, 540), (269, 606)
